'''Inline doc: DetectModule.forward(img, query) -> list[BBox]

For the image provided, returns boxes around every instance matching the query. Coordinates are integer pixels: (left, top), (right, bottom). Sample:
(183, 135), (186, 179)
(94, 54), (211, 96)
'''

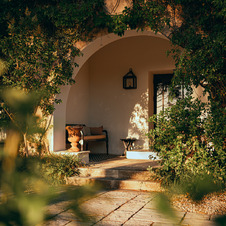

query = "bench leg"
(106, 140), (109, 155)
(85, 142), (88, 151)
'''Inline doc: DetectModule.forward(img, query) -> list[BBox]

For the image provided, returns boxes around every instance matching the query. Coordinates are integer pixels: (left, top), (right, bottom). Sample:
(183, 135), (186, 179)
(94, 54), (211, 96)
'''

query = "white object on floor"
(126, 150), (160, 160)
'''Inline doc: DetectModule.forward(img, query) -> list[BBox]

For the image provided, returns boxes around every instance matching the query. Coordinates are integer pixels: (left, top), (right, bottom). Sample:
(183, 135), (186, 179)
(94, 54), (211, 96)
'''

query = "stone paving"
(86, 156), (160, 171)
(44, 156), (220, 226)
(67, 156), (163, 191)
(45, 189), (216, 226)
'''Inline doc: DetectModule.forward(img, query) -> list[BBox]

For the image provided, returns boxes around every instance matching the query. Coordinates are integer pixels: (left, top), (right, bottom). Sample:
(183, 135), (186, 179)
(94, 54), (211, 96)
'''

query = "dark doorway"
(154, 74), (182, 114)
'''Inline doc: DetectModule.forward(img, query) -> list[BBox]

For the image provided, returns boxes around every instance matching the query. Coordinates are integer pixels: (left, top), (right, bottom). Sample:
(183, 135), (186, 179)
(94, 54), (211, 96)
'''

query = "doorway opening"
(154, 73), (182, 115)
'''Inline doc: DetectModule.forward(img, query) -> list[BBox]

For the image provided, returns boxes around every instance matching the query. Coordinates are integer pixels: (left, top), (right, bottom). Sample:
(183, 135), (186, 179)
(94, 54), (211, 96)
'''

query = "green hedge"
(0, 154), (83, 185)
(148, 96), (226, 188)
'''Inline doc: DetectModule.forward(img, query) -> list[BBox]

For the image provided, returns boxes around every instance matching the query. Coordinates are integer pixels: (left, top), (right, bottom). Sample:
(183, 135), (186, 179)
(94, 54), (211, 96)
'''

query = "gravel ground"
(171, 191), (226, 215)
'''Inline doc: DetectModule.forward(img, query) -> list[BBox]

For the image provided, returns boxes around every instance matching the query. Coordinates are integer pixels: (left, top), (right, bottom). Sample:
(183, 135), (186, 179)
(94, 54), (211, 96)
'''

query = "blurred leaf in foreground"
(155, 193), (178, 223)
(177, 174), (224, 202)
(0, 89), (98, 225)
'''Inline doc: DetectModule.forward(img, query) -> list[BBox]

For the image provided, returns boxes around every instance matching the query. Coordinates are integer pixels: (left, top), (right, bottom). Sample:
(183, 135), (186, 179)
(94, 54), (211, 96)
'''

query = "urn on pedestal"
(66, 126), (83, 152)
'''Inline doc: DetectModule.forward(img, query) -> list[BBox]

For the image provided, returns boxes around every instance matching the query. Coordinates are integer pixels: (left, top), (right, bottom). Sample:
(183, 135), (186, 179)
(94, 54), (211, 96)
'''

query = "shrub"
(0, 151), (95, 225)
(39, 154), (83, 185)
(0, 154), (84, 185)
(147, 96), (226, 187)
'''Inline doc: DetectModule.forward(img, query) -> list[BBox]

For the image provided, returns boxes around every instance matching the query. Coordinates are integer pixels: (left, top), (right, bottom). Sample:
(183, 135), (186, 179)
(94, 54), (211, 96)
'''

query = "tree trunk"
(23, 133), (29, 156)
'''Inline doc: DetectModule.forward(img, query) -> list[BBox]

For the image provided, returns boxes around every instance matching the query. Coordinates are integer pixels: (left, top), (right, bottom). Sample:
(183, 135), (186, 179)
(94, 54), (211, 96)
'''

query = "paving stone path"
(67, 157), (163, 191)
(45, 190), (215, 226)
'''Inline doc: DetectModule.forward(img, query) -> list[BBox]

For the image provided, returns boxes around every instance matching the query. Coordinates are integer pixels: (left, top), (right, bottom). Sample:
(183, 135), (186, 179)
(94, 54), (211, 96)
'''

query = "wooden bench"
(66, 124), (109, 154)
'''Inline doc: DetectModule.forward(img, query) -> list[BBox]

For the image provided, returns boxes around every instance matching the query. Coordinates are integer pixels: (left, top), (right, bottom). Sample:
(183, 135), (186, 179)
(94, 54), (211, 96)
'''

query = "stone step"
(78, 167), (151, 180)
(66, 176), (163, 192)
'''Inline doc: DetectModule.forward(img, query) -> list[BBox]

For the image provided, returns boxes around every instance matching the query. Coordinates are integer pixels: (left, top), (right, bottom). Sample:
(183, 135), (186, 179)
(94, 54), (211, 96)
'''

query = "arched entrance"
(53, 30), (175, 154)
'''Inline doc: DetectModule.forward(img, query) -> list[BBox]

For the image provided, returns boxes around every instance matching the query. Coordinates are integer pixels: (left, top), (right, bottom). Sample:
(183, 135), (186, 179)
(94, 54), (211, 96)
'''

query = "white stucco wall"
(67, 62), (90, 124)
(66, 35), (175, 155)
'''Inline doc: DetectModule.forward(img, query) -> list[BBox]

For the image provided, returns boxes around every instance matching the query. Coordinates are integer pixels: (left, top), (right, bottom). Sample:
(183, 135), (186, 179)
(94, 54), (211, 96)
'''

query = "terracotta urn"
(66, 126), (83, 152)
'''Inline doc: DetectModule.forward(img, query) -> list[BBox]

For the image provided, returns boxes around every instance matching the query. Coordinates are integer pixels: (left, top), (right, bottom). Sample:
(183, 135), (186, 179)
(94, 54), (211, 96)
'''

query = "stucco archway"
(53, 30), (174, 152)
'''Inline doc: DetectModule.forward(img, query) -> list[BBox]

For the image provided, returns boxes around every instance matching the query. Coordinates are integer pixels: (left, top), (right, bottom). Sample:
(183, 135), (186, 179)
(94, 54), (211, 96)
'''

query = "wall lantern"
(123, 68), (137, 89)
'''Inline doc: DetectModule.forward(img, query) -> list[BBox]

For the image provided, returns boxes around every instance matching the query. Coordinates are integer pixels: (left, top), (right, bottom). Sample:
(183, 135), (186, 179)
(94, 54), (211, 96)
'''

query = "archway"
(53, 30), (175, 153)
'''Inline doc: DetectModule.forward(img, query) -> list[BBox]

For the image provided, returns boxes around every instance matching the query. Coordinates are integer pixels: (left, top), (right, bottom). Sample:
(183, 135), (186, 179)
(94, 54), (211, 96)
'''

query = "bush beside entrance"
(147, 96), (225, 196)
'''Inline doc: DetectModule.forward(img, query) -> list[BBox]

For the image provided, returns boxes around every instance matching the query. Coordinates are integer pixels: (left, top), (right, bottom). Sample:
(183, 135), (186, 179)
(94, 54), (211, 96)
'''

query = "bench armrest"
(103, 130), (108, 139)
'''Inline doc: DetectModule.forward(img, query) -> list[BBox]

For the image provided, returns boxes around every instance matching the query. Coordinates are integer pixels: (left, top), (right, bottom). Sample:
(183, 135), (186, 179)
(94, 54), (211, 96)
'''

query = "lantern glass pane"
(126, 78), (133, 88)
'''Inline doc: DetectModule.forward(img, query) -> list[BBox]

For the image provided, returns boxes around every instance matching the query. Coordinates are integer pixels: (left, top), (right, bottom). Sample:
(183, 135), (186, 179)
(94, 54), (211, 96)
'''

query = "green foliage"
(124, 0), (225, 106)
(148, 96), (226, 186)
(111, 1), (170, 36)
(0, 0), (110, 116)
(112, 1), (226, 221)
(0, 153), (82, 185)
(0, 151), (52, 225)
(113, 1), (226, 192)
(1, 89), (43, 132)
(0, 88), (48, 155)
(0, 76), (96, 225)
(148, 95), (225, 222)
(0, 0), (113, 152)
(205, 101), (226, 152)
(178, 174), (223, 201)
(0, 152), (96, 225)
(154, 193), (178, 223)
(168, 0), (225, 107)
(149, 96), (206, 151)
(38, 154), (83, 185)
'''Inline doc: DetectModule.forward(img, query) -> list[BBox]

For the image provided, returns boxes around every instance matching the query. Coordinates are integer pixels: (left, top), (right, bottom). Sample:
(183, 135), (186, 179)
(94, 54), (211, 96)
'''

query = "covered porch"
(53, 30), (175, 157)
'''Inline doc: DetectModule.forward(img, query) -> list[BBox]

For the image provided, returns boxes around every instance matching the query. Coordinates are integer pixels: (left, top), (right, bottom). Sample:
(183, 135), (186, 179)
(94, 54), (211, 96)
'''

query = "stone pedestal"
(66, 126), (82, 152)
(54, 150), (90, 164)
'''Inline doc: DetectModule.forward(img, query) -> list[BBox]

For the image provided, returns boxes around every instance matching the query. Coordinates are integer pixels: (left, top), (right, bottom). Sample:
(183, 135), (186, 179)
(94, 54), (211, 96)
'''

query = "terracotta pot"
(66, 126), (83, 152)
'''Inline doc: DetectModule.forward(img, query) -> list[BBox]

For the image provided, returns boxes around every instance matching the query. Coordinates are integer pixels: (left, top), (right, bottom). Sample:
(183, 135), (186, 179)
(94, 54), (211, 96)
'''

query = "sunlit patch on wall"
(128, 91), (149, 149)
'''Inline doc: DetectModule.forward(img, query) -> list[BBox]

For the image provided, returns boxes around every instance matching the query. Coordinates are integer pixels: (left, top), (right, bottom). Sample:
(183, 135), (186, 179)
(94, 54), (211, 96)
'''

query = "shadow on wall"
(128, 91), (149, 150)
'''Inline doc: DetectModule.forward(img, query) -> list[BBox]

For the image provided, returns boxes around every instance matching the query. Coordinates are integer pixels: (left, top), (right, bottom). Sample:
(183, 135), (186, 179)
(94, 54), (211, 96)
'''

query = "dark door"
(154, 74), (180, 114)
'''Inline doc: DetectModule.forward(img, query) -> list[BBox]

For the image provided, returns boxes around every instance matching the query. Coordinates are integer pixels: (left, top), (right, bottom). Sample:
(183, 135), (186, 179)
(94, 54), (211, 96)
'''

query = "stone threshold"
(126, 150), (160, 160)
